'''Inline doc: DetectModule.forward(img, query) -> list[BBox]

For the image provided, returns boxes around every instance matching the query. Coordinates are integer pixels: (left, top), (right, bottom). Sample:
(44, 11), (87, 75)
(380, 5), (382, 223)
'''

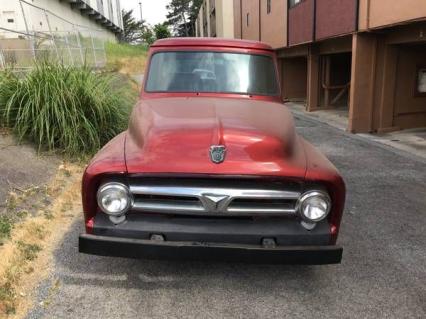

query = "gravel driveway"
(26, 113), (426, 319)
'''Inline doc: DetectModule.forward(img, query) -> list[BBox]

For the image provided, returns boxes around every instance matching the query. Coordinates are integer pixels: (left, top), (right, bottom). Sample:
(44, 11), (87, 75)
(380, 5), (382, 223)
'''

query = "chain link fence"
(0, 0), (110, 71)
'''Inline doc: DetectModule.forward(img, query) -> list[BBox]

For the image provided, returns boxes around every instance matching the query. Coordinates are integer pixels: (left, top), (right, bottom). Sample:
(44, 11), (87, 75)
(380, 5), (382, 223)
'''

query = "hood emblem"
(209, 145), (226, 164)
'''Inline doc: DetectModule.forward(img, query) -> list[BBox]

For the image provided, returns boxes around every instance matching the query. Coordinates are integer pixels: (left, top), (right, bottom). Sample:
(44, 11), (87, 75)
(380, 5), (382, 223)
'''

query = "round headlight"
(97, 183), (132, 216)
(297, 191), (331, 222)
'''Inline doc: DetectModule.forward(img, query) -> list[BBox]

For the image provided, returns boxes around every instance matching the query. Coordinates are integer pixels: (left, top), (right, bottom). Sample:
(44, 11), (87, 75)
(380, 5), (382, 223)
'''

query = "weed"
(16, 241), (42, 261)
(16, 210), (29, 218)
(0, 281), (16, 315)
(0, 284), (14, 301)
(44, 210), (54, 220)
(0, 217), (12, 243)
(6, 192), (18, 212)
(28, 224), (46, 240)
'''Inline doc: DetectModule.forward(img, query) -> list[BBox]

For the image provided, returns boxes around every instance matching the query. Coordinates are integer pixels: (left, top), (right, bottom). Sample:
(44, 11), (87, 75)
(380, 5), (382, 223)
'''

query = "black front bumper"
(79, 234), (342, 264)
(79, 213), (342, 264)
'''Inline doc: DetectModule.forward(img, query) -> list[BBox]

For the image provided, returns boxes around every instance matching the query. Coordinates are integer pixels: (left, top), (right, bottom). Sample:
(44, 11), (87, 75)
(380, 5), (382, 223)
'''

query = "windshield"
(145, 51), (279, 96)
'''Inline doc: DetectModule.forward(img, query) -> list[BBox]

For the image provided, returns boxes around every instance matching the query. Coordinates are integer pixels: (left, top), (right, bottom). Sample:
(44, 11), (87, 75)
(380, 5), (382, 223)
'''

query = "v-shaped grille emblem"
(200, 194), (230, 213)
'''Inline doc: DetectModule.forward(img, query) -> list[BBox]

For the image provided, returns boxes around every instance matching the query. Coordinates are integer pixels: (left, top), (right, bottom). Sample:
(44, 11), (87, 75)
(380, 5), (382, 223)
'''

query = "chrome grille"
(129, 178), (301, 217)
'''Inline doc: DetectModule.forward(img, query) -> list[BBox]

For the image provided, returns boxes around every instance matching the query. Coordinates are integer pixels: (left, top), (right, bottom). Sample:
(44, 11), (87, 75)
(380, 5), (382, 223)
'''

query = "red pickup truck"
(79, 38), (345, 264)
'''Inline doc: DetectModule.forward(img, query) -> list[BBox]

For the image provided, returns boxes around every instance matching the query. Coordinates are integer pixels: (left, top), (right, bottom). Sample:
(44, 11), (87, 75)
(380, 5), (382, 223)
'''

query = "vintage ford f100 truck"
(79, 38), (345, 264)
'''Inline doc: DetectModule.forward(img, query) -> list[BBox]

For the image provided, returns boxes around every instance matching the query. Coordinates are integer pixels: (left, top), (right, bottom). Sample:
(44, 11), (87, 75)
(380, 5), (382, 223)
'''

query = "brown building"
(195, 0), (235, 38)
(196, 0), (426, 133)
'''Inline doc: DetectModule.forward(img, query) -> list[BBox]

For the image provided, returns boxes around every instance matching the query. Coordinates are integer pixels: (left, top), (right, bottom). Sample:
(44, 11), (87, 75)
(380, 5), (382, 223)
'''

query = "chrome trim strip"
(227, 207), (297, 214)
(129, 185), (300, 199)
(132, 201), (205, 213)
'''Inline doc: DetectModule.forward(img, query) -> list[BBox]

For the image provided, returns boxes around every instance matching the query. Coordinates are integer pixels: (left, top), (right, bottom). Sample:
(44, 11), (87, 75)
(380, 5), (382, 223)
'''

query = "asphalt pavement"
(26, 112), (426, 319)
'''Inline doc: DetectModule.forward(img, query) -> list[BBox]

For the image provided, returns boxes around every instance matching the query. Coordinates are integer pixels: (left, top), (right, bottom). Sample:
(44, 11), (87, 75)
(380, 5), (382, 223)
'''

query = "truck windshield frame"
(145, 51), (279, 96)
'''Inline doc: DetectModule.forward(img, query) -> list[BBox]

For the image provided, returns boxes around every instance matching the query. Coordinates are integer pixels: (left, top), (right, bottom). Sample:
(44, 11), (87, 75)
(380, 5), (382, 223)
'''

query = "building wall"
(241, 0), (260, 41)
(0, 0), (121, 40)
(216, 0), (235, 38)
(281, 57), (307, 100)
(194, 0), (426, 133)
(196, 7), (203, 36)
(315, 0), (357, 40)
(288, 0), (314, 46)
(260, 0), (287, 48)
(233, 0), (242, 38)
(201, 0), (211, 37)
(349, 25), (426, 133)
(196, 0), (234, 38)
(210, 0), (217, 36)
(393, 45), (426, 129)
(222, 0), (235, 38)
(359, 0), (426, 30)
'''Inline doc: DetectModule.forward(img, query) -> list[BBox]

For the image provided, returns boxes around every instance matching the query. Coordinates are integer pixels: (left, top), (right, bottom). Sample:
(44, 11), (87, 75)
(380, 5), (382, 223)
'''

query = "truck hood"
(125, 97), (307, 177)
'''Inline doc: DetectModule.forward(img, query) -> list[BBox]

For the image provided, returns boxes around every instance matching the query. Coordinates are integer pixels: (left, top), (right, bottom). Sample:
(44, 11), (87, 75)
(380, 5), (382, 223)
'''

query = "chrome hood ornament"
(209, 145), (226, 164)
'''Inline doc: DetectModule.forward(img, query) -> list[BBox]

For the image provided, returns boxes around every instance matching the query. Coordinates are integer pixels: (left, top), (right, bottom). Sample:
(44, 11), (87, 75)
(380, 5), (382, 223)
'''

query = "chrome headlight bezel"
(296, 190), (331, 223)
(97, 182), (133, 216)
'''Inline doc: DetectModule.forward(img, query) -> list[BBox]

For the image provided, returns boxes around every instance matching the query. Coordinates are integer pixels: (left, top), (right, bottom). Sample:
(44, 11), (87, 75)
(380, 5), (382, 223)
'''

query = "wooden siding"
(315, 0), (357, 40)
(241, 0), (260, 41)
(288, 0), (314, 46)
(260, 0), (287, 48)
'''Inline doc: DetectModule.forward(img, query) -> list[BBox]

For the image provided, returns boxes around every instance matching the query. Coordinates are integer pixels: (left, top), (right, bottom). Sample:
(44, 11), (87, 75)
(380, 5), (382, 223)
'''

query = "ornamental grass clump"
(0, 63), (133, 156)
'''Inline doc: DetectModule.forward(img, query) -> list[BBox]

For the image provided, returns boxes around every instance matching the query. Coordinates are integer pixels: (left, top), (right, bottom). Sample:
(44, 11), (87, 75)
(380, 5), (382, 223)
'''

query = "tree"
(154, 23), (171, 40)
(141, 27), (155, 45)
(166, 0), (203, 37)
(120, 9), (144, 43)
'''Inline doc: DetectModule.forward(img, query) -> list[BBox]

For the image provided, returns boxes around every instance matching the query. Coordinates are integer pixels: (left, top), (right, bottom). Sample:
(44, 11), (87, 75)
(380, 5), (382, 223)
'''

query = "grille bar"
(129, 184), (300, 216)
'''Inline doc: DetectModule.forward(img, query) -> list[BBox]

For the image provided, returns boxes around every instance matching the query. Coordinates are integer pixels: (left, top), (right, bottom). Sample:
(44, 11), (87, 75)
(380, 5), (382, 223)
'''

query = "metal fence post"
(63, 32), (74, 66)
(19, 0), (35, 58)
(44, 9), (60, 61)
(89, 30), (98, 67)
(101, 38), (107, 67)
(0, 49), (5, 69)
(73, 26), (85, 66)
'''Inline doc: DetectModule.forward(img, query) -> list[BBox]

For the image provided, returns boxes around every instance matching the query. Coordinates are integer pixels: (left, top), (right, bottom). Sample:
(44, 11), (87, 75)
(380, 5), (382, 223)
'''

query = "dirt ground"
(0, 131), (60, 209)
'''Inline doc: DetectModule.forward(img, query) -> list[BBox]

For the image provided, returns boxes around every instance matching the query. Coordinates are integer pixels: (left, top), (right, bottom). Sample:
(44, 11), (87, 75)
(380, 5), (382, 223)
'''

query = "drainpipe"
(240, 0), (243, 39)
(368, 38), (377, 132)
(258, 0), (261, 41)
(366, 0), (371, 30)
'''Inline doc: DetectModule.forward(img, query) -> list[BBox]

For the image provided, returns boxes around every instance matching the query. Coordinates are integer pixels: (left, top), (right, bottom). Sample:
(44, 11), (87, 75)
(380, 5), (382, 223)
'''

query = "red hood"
(125, 97), (307, 177)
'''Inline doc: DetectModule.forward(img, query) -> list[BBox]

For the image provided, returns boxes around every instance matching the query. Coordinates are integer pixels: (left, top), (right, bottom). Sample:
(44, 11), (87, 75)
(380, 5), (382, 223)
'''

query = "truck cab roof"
(151, 37), (274, 51)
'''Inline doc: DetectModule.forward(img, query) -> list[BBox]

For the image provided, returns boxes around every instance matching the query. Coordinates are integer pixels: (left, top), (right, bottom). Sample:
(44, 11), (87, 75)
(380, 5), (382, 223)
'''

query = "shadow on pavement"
(55, 219), (324, 292)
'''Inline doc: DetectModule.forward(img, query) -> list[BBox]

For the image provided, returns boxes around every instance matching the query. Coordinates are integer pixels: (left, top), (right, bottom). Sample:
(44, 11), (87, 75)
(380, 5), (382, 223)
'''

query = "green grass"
(0, 216), (12, 243)
(105, 42), (148, 58)
(105, 42), (148, 74)
(0, 62), (135, 157)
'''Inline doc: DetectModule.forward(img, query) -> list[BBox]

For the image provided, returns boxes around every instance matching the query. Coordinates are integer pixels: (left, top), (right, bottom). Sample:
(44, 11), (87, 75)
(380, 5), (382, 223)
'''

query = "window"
(416, 67), (426, 96)
(246, 13), (249, 26)
(146, 51), (279, 96)
(289, 0), (303, 8)
(267, 0), (271, 14)
(7, 18), (14, 23)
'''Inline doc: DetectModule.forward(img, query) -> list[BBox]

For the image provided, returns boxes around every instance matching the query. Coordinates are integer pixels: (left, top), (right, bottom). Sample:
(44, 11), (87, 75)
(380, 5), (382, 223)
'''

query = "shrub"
(0, 63), (134, 156)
